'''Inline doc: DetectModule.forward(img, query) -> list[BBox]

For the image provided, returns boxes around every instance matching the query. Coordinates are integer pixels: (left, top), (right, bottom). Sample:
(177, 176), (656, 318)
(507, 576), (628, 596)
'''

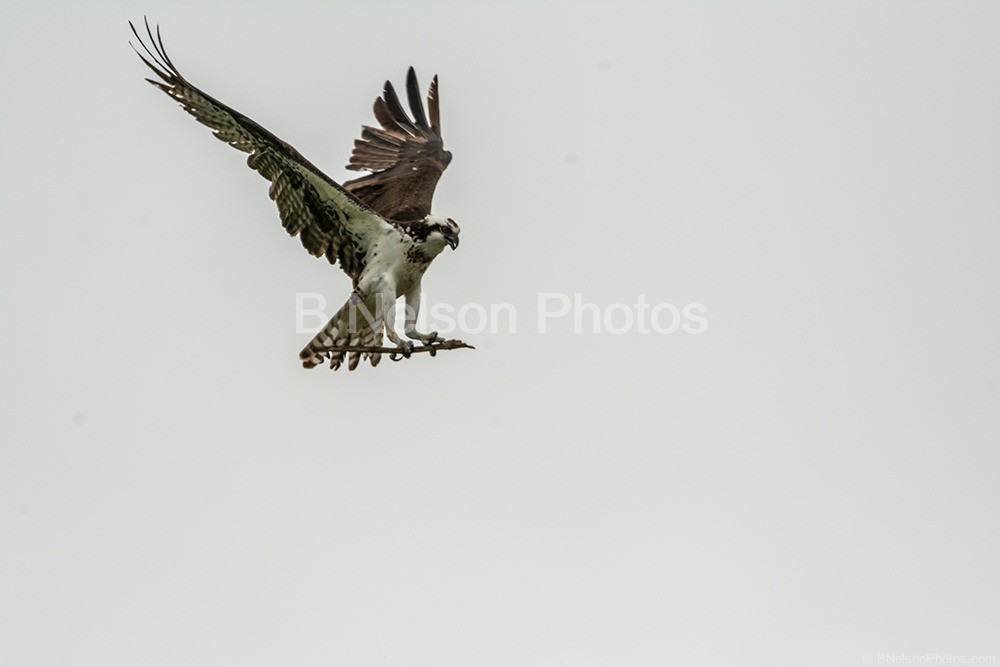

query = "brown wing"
(343, 67), (452, 221)
(130, 19), (394, 283)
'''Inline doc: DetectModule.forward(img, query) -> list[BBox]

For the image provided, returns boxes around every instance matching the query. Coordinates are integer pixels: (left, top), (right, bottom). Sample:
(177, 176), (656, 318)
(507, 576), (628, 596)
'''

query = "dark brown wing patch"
(344, 67), (452, 221)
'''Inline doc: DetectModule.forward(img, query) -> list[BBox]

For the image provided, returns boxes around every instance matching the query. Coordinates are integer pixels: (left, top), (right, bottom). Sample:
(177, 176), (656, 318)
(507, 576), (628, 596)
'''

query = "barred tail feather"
(300, 292), (384, 371)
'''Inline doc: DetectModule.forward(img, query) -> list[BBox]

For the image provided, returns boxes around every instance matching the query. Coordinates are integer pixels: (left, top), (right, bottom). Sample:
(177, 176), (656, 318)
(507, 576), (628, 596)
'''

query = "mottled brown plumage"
(129, 19), (395, 285)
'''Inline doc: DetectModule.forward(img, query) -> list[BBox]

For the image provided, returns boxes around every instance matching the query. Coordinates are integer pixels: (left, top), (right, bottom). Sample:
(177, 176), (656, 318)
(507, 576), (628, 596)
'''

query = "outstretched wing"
(130, 19), (393, 282)
(343, 67), (452, 221)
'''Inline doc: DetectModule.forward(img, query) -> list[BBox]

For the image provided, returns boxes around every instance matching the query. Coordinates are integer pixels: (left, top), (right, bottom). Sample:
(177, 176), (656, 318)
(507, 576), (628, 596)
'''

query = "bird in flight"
(130, 19), (463, 371)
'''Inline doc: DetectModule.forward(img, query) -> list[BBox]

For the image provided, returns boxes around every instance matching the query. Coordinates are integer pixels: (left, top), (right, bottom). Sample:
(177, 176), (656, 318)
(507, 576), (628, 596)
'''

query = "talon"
(389, 352), (403, 362)
(394, 340), (414, 359)
(407, 329), (440, 345)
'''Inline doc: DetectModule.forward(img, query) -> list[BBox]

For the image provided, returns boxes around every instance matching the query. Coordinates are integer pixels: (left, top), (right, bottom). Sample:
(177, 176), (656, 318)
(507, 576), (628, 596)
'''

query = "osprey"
(130, 20), (462, 370)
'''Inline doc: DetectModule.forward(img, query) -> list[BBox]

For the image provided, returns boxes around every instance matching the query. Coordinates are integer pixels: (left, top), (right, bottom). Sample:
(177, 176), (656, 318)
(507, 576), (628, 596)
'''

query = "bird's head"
(424, 215), (461, 250)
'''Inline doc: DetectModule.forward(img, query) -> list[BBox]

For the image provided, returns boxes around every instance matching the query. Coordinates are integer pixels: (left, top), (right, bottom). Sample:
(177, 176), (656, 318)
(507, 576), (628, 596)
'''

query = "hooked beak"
(446, 234), (459, 250)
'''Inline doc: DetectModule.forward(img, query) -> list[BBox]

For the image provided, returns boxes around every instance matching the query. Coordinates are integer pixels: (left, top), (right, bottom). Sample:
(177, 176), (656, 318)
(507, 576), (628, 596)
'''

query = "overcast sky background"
(2, 2), (999, 666)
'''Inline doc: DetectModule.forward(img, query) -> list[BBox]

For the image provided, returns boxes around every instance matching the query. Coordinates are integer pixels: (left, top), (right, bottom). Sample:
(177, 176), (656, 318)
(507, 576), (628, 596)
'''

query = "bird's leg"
(380, 290), (413, 358)
(403, 284), (440, 345)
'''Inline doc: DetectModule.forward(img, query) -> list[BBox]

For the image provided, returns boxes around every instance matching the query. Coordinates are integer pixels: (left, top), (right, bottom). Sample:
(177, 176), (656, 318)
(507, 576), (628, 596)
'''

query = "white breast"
(357, 230), (441, 298)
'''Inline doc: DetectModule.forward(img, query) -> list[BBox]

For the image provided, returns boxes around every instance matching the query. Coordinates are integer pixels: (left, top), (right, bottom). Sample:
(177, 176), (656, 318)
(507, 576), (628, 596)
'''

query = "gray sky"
(2, 2), (999, 665)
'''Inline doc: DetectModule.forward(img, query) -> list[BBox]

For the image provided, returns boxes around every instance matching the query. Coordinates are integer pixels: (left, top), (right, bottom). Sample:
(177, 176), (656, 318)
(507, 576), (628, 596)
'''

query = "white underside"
(299, 227), (447, 369)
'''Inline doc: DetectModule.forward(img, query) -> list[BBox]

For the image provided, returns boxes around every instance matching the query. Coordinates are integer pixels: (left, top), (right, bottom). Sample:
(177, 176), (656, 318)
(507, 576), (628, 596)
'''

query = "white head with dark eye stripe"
(422, 215), (461, 250)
